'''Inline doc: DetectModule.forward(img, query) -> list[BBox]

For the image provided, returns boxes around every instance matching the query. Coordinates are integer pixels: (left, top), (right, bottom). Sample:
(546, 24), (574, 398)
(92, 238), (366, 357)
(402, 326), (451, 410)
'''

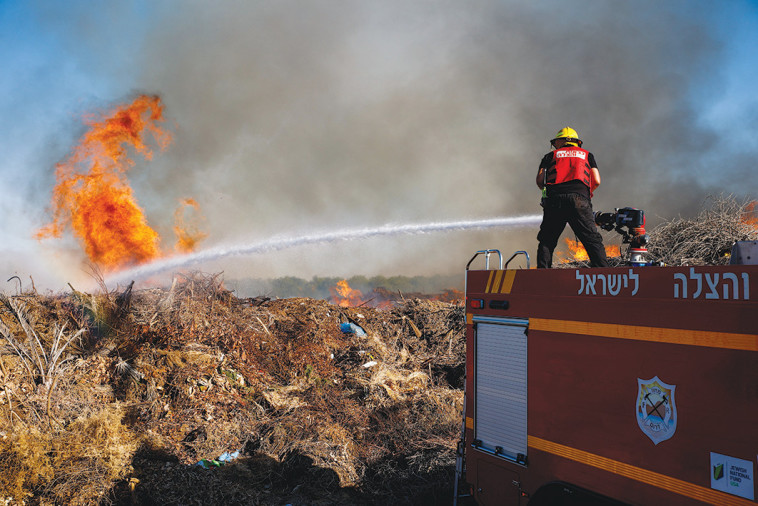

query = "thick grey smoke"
(7, 0), (756, 288)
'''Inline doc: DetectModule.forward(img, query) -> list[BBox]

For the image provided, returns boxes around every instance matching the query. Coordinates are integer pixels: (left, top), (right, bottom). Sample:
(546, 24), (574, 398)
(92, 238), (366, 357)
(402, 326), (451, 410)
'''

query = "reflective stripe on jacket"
(545, 147), (593, 195)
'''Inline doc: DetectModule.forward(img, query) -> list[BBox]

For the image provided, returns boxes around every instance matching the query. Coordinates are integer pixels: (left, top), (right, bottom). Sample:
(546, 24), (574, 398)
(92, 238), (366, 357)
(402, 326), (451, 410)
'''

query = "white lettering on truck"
(673, 268), (750, 300)
(576, 269), (639, 296)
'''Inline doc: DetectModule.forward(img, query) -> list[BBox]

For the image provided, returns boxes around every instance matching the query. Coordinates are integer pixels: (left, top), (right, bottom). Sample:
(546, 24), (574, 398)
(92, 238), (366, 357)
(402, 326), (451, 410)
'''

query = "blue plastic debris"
(340, 322), (366, 336)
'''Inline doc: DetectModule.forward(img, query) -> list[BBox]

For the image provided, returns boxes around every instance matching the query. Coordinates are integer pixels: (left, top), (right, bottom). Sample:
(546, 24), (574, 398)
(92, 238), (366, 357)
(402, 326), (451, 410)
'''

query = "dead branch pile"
(0, 273), (465, 505)
(647, 195), (757, 266)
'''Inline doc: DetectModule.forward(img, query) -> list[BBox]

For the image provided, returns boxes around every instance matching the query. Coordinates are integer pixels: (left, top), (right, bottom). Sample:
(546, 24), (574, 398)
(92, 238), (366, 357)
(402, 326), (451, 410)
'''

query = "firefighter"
(535, 127), (609, 268)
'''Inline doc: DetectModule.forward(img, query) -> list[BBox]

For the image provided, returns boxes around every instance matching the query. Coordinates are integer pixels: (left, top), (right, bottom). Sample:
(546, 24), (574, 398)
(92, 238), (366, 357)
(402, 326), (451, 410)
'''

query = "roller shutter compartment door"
(474, 317), (528, 463)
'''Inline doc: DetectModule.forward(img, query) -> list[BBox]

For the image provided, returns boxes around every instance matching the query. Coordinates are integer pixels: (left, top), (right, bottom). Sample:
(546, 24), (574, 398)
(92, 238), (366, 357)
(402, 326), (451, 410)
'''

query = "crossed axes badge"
(644, 392), (668, 421)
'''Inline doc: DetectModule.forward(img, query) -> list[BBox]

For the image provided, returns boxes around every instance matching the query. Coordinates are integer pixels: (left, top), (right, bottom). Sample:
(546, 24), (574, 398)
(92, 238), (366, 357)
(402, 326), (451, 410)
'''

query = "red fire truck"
(457, 244), (758, 505)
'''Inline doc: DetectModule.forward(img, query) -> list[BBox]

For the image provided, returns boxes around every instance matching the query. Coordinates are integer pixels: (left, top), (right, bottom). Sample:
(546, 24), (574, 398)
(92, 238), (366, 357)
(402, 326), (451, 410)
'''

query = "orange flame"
(330, 279), (365, 307)
(557, 238), (621, 263)
(741, 201), (758, 229)
(36, 95), (205, 270)
(431, 288), (464, 303)
(561, 239), (589, 263)
(174, 198), (208, 253)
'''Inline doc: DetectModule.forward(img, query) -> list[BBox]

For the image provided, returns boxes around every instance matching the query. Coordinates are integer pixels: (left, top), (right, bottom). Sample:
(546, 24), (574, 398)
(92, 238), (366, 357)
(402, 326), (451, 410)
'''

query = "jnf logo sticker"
(710, 452), (755, 500)
(636, 376), (677, 445)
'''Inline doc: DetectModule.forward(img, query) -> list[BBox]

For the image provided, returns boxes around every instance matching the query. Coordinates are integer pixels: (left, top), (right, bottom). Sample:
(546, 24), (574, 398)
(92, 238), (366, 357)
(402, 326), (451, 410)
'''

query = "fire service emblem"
(636, 376), (677, 445)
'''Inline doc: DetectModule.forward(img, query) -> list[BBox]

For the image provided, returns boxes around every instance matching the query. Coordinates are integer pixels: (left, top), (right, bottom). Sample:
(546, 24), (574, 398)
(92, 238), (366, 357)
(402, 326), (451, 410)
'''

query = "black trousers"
(537, 194), (609, 268)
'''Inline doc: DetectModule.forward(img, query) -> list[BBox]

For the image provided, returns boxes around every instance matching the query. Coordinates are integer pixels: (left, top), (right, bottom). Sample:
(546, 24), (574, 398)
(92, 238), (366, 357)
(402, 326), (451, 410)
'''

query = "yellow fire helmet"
(551, 126), (582, 147)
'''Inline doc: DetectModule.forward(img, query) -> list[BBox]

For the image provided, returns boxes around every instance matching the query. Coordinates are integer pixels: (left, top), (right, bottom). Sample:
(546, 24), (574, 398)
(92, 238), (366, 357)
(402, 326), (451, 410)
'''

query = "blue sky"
(1, 0), (757, 289)
(699, 1), (758, 152)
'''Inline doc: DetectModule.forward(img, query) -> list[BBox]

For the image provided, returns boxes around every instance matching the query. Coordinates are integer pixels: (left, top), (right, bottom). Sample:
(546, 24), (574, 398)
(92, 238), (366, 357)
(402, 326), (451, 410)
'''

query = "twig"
(255, 316), (271, 335)
(8, 297), (49, 385)
(403, 316), (423, 339)
(0, 319), (37, 380)
(0, 356), (15, 428)
(46, 373), (63, 430)
(7, 276), (21, 295)
(9, 388), (44, 424)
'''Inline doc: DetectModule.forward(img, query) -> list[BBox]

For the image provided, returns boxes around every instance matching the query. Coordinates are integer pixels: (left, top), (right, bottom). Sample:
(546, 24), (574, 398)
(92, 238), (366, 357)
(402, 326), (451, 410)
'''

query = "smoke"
(4, 0), (757, 288)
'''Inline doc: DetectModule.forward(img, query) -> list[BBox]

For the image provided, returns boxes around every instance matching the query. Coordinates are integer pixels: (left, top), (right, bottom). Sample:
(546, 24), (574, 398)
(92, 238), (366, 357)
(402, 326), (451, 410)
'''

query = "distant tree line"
(226, 274), (463, 300)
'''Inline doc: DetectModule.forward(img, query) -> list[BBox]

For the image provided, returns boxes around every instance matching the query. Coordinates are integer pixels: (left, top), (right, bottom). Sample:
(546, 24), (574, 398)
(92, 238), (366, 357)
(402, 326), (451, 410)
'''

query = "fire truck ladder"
(452, 381), (471, 506)
(454, 250), (530, 505)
